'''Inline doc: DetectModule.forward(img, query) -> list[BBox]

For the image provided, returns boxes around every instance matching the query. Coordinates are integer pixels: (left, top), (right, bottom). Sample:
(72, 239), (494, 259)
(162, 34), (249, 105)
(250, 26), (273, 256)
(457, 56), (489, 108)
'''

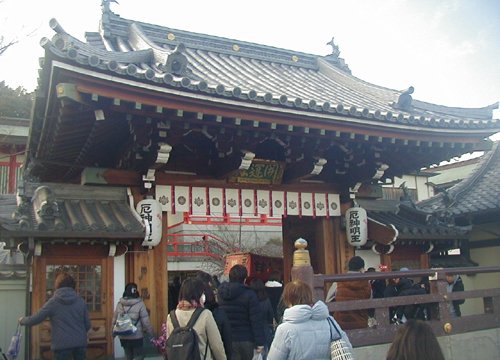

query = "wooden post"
(290, 238), (324, 301)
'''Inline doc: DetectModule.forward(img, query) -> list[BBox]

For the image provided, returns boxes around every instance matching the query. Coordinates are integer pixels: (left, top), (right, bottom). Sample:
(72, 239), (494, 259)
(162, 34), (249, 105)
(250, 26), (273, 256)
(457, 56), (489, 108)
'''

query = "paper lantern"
(136, 197), (163, 247)
(345, 206), (368, 247)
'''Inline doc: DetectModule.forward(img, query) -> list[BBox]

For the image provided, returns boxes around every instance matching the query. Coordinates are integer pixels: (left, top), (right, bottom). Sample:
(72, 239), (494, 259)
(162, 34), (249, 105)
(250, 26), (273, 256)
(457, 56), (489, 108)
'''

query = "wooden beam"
(282, 157), (327, 183)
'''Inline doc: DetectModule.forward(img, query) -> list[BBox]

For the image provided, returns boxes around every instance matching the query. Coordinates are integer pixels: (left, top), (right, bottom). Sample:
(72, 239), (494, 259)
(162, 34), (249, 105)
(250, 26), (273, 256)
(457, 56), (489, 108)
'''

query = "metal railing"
(313, 266), (500, 347)
(166, 233), (239, 261)
(181, 213), (283, 226)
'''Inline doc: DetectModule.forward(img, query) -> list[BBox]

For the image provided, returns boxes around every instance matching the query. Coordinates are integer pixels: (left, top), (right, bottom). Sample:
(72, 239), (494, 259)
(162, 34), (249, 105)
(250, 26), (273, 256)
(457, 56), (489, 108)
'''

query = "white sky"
(1, 0), (499, 124)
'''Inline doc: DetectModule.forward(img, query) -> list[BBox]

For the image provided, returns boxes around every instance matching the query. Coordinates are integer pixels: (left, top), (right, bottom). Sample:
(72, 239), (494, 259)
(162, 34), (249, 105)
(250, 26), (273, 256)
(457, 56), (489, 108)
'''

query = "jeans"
(54, 346), (87, 360)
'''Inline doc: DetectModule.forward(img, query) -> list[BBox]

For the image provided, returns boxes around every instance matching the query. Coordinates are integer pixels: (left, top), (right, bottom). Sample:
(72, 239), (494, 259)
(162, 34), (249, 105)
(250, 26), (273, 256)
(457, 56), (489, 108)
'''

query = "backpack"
(165, 307), (207, 360)
(113, 305), (139, 336)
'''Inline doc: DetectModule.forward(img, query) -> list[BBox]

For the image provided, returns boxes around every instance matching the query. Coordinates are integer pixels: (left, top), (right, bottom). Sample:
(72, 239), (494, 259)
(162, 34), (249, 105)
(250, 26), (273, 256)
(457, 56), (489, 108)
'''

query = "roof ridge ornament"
(392, 86), (414, 111)
(161, 43), (188, 75)
(326, 37), (340, 58)
(101, 0), (119, 13)
(323, 37), (351, 74)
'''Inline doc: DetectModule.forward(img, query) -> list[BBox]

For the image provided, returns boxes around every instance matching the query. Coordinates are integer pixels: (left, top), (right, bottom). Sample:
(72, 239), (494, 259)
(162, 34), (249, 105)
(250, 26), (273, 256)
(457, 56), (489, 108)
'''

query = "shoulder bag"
(327, 316), (354, 360)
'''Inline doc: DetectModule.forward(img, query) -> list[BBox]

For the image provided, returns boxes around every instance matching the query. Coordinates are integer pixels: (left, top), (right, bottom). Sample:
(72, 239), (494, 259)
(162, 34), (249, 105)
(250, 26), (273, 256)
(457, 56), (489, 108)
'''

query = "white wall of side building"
(383, 174), (434, 201)
(460, 246), (500, 316)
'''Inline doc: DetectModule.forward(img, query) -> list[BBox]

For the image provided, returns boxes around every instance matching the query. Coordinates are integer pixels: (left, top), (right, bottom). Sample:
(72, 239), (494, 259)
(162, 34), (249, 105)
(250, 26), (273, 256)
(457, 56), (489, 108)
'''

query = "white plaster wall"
(113, 254), (126, 359)
(0, 280), (26, 360)
(460, 246), (500, 316)
(415, 174), (433, 200)
(355, 249), (382, 271)
(392, 175), (416, 188)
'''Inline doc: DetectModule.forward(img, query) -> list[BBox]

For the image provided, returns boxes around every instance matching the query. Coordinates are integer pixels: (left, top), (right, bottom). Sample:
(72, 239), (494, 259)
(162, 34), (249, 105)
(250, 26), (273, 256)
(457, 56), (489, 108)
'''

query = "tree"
(0, 0), (38, 56)
(0, 81), (33, 118)
(0, 0), (18, 56)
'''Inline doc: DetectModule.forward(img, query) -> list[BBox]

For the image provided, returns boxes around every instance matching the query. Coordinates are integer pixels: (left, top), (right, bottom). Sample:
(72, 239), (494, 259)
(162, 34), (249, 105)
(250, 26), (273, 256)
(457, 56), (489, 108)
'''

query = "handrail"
(166, 233), (239, 261)
(176, 213), (283, 227)
(314, 266), (500, 285)
(312, 266), (500, 347)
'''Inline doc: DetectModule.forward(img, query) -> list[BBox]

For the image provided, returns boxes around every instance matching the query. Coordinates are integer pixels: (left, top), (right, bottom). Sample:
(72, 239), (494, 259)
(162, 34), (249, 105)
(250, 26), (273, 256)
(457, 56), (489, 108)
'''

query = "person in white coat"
(268, 280), (352, 360)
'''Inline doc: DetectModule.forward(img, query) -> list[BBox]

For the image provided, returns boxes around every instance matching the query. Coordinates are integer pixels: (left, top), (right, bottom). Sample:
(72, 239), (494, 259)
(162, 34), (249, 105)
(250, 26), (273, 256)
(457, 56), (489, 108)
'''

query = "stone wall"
(353, 328), (499, 360)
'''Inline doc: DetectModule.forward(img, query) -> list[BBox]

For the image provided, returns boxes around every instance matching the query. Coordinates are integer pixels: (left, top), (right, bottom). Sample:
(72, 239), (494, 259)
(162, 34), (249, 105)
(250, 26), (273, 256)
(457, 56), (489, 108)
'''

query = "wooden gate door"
(31, 244), (113, 360)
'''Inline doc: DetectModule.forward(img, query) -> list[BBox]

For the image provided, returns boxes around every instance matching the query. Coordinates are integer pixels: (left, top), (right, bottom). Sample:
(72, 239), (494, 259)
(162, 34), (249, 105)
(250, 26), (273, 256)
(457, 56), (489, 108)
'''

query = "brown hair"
(55, 273), (76, 289)
(386, 320), (445, 360)
(282, 280), (312, 307)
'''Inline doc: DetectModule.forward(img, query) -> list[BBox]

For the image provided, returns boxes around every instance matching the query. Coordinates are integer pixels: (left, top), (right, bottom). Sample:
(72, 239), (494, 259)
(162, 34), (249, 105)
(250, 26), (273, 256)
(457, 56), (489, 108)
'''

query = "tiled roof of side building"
(357, 198), (465, 240)
(417, 141), (500, 217)
(36, 9), (500, 133)
(0, 182), (145, 238)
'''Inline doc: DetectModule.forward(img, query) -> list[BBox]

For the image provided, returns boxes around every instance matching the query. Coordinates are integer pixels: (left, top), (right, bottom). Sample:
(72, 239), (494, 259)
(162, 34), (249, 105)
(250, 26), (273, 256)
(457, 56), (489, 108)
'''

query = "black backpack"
(165, 307), (207, 360)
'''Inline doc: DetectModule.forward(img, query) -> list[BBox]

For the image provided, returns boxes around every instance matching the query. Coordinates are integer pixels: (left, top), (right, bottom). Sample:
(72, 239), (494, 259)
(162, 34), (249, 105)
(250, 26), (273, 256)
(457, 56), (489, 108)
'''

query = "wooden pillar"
(128, 187), (168, 336)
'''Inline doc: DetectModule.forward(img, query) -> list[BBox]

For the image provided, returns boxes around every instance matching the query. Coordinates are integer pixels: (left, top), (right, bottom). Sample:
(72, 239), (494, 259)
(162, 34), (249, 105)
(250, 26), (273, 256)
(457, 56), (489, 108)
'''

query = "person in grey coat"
(19, 273), (91, 360)
(111, 283), (156, 360)
(268, 280), (352, 360)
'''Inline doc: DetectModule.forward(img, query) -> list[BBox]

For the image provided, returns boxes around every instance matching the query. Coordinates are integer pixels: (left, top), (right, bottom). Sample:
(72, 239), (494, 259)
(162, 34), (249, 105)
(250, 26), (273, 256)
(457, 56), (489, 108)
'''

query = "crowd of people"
(17, 258), (462, 360)
(327, 256), (465, 327)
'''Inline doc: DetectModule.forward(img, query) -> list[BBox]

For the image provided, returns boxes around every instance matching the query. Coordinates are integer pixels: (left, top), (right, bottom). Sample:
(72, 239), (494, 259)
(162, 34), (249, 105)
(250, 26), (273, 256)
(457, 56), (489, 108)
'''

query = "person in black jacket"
(168, 275), (181, 312)
(445, 274), (465, 317)
(197, 272), (233, 360)
(219, 265), (265, 360)
(250, 279), (275, 359)
(264, 271), (283, 322)
(394, 269), (426, 322)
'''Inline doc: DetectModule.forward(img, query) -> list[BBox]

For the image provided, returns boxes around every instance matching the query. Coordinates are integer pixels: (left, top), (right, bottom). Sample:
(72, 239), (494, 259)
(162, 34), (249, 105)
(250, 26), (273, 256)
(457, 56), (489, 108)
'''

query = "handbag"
(327, 317), (354, 360)
(251, 349), (263, 360)
(113, 306), (138, 336)
(7, 323), (22, 359)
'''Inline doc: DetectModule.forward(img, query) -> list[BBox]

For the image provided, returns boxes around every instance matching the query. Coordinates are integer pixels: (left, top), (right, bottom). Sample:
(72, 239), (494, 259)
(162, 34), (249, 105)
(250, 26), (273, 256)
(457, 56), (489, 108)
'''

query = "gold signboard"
(229, 159), (285, 185)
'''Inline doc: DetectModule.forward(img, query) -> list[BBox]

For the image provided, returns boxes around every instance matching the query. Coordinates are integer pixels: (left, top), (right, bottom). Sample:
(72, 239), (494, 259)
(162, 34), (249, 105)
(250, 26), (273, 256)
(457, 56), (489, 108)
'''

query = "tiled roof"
(35, 10), (500, 132)
(430, 255), (478, 268)
(0, 183), (144, 239)
(417, 141), (500, 218)
(357, 199), (465, 240)
(0, 117), (30, 145)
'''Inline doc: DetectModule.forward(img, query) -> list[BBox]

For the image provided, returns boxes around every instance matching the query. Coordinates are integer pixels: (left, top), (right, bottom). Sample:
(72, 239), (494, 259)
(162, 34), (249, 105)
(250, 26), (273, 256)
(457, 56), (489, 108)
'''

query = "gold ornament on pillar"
(293, 238), (310, 266)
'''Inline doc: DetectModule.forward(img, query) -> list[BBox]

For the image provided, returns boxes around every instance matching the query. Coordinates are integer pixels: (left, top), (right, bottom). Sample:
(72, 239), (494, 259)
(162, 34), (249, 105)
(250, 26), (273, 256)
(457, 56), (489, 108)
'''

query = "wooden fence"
(304, 266), (500, 347)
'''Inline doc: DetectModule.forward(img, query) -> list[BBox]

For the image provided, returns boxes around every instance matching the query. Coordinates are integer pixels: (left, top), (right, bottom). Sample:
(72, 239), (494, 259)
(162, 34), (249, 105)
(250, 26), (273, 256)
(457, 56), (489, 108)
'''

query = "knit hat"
(399, 267), (410, 271)
(123, 283), (140, 298)
(348, 256), (365, 271)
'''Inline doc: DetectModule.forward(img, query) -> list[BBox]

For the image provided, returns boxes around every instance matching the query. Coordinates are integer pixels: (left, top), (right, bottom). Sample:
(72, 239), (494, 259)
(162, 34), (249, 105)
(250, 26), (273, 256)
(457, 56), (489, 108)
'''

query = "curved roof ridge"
(417, 141), (500, 213)
(411, 100), (499, 120)
(445, 140), (500, 201)
(103, 10), (320, 69)
(317, 57), (399, 106)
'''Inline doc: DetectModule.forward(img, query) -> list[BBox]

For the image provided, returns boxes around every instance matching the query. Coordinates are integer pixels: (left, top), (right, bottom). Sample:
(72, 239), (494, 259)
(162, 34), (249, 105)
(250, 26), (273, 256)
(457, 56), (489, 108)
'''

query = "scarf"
(176, 299), (203, 310)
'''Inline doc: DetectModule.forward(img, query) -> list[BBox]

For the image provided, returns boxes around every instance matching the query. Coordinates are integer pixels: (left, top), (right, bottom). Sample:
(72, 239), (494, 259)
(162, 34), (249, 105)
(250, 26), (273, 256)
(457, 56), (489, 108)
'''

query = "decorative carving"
(326, 37), (340, 58)
(399, 181), (414, 203)
(101, 0), (119, 13)
(392, 87), (414, 111)
(163, 44), (188, 76)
